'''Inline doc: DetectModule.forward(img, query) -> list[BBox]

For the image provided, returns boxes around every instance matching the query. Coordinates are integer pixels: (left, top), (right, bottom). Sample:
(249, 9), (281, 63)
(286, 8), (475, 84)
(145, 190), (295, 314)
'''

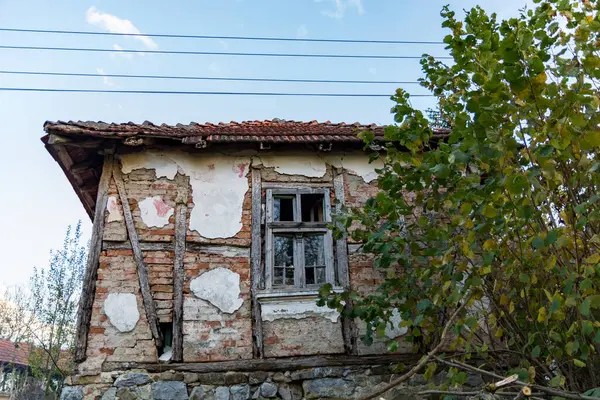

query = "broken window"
(265, 188), (334, 289)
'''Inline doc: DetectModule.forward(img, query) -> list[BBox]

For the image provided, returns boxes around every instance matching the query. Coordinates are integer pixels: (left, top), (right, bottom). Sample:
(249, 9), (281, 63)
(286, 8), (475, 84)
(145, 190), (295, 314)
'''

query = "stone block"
(60, 386), (83, 400)
(151, 381), (189, 400)
(260, 381), (278, 398)
(302, 378), (356, 399)
(100, 387), (116, 400)
(248, 371), (269, 385)
(114, 372), (152, 388)
(278, 383), (303, 400)
(230, 384), (250, 400)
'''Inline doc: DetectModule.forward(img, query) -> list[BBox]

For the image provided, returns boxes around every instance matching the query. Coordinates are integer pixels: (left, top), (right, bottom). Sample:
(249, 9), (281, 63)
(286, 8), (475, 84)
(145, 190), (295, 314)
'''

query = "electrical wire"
(0, 70), (421, 85)
(0, 45), (451, 60)
(0, 87), (434, 97)
(0, 27), (445, 45)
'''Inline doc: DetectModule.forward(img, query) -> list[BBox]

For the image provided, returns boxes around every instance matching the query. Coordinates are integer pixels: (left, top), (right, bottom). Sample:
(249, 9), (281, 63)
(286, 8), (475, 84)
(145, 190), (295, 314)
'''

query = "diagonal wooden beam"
(113, 165), (164, 350)
(171, 173), (188, 362)
(74, 154), (114, 362)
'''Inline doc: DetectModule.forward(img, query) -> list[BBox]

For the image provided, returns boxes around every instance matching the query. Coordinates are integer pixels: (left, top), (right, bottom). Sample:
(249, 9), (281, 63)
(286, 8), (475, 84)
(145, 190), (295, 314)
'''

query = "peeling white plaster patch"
(139, 196), (174, 228)
(384, 308), (408, 339)
(190, 267), (243, 314)
(337, 154), (384, 183)
(120, 152), (179, 179)
(258, 155), (327, 177)
(120, 152), (249, 238)
(324, 153), (384, 183)
(261, 299), (340, 323)
(104, 293), (140, 332)
(106, 196), (123, 222)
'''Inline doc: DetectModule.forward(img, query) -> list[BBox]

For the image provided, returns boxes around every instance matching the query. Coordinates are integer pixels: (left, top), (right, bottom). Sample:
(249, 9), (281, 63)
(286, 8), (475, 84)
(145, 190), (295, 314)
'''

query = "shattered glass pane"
(274, 267), (284, 285)
(274, 235), (293, 266)
(316, 267), (326, 284)
(304, 235), (325, 266)
(285, 267), (294, 285)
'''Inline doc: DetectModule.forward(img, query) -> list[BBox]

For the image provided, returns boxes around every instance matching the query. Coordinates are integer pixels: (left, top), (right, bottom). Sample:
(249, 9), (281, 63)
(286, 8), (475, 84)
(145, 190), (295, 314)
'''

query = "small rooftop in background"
(0, 339), (30, 367)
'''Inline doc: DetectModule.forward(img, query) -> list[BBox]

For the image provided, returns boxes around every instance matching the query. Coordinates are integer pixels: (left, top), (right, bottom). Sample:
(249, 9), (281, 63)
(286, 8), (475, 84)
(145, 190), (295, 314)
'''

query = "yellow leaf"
(509, 301), (515, 314)
(465, 219), (474, 229)
(483, 239), (497, 250)
(538, 307), (547, 322)
(534, 72), (547, 85)
(584, 253), (600, 264)
(500, 294), (510, 306)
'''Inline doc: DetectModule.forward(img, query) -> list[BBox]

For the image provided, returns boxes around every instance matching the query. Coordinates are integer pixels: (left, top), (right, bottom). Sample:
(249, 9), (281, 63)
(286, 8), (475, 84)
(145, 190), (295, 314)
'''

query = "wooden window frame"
(264, 187), (335, 291)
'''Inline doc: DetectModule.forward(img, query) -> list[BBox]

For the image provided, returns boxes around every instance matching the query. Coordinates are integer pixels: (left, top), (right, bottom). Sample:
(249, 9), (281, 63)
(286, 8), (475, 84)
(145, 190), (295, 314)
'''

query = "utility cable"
(0, 45), (451, 60)
(0, 70), (421, 85)
(0, 87), (434, 97)
(0, 27), (445, 45)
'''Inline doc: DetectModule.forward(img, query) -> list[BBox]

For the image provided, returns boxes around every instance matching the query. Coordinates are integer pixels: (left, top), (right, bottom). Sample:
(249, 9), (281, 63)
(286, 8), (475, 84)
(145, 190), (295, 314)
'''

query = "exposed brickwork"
(182, 251), (253, 362)
(263, 317), (345, 358)
(81, 253), (157, 375)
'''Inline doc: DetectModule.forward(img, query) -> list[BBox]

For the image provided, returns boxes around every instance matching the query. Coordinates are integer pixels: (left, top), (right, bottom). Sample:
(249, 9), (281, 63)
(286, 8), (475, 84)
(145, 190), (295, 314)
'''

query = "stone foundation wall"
(62, 363), (486, 400)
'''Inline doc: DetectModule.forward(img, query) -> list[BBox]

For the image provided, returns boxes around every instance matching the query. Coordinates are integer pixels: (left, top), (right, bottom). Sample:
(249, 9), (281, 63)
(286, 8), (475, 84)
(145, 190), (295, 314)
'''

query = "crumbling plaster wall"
(88, 148), (400, 374)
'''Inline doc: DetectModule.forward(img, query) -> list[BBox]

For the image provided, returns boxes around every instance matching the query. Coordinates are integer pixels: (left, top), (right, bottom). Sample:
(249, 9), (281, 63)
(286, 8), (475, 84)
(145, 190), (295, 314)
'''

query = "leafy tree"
(322, 0), (600, 396)
(27, 222), (85, 395)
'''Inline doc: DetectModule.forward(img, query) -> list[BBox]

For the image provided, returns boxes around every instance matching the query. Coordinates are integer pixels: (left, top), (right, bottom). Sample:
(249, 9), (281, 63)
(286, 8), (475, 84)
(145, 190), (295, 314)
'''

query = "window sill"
(256, 287), (344, 301)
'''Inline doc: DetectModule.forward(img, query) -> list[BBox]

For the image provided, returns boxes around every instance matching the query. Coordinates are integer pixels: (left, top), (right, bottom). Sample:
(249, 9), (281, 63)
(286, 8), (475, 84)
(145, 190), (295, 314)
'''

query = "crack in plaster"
(189, 267), (243, 314)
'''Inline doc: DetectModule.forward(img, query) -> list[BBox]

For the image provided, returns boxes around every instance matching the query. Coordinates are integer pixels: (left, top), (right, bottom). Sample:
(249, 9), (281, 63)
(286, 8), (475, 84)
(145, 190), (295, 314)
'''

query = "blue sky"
(0, 0), (531, 287)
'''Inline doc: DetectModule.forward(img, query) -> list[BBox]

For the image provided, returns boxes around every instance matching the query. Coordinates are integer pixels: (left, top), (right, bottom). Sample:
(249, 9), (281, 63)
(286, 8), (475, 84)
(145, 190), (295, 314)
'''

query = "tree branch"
(360, 296), (471, 400)
(434, 357), (597, 400)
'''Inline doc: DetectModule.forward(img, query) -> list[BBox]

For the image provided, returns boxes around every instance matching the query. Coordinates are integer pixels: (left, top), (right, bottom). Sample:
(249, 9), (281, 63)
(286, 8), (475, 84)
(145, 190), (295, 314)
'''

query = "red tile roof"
(43, 119), (388, 143)
(0, 339), (30, 366)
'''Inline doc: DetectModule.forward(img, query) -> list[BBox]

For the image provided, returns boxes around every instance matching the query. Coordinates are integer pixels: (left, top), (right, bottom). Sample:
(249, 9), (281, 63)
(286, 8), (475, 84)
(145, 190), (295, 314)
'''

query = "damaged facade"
(42, 120), (448, 400)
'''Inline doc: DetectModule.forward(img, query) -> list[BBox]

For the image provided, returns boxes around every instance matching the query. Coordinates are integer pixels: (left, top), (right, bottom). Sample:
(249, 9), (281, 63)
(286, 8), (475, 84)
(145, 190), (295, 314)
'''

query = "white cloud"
(86, 6), (158, 50)
(96, 68), (115, 87)
(296, 25), (308, 38)
(368, 67), (377, 76)
(111, 44), (134, 59)
(316, 0), (364, 19)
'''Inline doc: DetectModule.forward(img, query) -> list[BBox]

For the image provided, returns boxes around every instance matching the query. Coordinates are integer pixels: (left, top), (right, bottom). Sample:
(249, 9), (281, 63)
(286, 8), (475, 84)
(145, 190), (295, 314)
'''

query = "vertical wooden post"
(250, 168), (264, 358)
(74, 154), (114, 362)
(333, 168), (357, 355)
(113, 166), (164, 350)
(171, 174), (188, 362)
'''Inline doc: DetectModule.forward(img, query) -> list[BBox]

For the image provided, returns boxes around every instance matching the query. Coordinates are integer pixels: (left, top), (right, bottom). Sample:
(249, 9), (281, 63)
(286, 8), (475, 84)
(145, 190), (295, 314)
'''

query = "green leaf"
(546, 230), (559, 245)
(532, 237), (545, 249)
(573, 359), (586, 368)
(482, 205), (498, 218)
(531, 345), (541, 358)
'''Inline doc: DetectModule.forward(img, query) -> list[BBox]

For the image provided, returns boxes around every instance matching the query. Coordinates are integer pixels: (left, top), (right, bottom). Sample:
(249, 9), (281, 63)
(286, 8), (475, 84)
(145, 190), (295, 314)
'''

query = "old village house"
(42, 120), (439, 400)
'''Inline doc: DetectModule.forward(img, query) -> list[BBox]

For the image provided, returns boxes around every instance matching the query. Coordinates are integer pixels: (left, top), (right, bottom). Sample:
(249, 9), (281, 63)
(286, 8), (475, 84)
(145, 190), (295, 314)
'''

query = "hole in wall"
(158, 322), (173, 361)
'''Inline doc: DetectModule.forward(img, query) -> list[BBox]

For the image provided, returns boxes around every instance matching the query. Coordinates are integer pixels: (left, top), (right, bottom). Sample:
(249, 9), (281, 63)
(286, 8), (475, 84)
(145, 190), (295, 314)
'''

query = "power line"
(0, 87), (434, 97)
(0, 27), (445, 45)
(0, 70), (421, 85)
(0, 45), (451, 60)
